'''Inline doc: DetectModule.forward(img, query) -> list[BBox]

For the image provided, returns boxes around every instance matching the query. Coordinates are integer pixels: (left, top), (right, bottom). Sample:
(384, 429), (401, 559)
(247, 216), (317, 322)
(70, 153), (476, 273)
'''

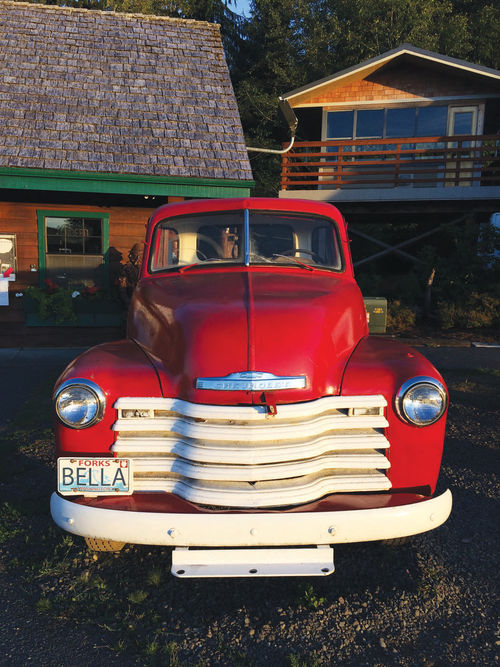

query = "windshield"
(149, 211), (343, 272)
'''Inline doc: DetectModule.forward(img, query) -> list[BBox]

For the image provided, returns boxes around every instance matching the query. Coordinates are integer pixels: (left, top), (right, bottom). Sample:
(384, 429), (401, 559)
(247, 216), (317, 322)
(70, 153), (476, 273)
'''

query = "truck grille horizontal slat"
(112, 432), (389, 464)
(113, 414), (388, 441)
(130, 471), (391, 508)
(114, 395), (387, 421)
(112, 395), (391, 508)
(128, 449), (389, 481)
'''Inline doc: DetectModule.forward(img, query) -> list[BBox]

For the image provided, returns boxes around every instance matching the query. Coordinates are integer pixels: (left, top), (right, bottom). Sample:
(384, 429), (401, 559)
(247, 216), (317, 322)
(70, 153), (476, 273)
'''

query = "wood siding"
(0, 200), (157, 288)
(0, 200), (159, 322)
(290, 67), (497, 107)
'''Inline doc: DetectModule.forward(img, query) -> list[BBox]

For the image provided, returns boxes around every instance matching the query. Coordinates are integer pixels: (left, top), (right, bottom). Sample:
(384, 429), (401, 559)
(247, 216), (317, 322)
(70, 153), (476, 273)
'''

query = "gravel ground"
(0, 345), (498, 666)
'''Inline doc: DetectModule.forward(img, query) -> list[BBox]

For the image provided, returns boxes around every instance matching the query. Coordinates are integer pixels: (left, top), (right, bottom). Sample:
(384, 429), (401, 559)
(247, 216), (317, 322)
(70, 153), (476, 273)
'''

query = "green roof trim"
(0, 167), (254, 198)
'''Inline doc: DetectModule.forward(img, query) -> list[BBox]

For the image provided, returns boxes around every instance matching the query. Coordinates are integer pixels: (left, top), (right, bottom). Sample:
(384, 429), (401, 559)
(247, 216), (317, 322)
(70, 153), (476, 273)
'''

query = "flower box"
(23, 294), (124, 327)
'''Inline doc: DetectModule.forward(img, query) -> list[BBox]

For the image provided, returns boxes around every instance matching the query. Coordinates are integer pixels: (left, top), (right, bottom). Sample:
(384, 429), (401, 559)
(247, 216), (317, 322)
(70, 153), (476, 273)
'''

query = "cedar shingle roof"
(0, 1), (253, 182)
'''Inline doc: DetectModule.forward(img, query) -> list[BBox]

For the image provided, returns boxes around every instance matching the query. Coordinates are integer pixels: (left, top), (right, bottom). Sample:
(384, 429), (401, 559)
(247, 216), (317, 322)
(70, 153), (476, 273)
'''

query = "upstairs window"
(326, 106), (448, 140)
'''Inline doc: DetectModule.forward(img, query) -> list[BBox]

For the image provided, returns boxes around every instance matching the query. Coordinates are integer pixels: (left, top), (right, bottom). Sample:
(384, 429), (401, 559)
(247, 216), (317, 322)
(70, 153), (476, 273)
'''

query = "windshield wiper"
(173, 260), (226, 273)
(170, 256), (315, 273)
(271, 254), (314, 271)
(174, 263), (200, 273)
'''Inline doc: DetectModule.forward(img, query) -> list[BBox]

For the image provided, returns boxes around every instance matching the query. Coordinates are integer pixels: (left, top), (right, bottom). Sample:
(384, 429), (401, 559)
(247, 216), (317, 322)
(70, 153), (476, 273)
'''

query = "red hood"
(128, 268), (368, 404)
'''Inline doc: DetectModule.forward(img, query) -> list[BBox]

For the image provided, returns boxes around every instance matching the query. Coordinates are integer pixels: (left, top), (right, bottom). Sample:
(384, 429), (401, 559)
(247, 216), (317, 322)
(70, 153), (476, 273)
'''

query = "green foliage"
(25, 285), (76, 323)
(25, 280), (123, 323)
(437, 292), (500, 329)
(298, 583), (326, 610)
(355, 215), (500, 331)
(0, 502), (25, 543)
(288, 652), (321, 667)
(36, 597), (53, 614)
(387, 300), (417, 332)
(128, 589), (149, 604)
(163, 641), (180, 666)
(146, 567), (163, 587)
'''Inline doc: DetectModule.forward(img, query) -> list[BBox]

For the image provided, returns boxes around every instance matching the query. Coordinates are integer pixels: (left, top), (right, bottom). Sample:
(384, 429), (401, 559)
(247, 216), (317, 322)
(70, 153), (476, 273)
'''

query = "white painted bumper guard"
(50, 489), (452, 578)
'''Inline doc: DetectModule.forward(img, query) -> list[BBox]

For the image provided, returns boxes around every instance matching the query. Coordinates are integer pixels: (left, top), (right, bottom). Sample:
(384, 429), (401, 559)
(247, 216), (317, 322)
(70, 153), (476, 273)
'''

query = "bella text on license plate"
(57, 458), (133, 495)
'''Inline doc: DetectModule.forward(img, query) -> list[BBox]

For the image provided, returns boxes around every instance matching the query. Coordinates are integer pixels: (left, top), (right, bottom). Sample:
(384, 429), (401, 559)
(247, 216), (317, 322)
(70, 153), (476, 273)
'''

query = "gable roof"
(0, 1), (253, 184)
(282, 43), (500, 103)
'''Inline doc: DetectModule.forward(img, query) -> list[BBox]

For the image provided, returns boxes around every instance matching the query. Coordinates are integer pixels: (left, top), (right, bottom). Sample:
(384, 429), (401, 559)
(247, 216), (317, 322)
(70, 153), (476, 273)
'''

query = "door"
(446, 106), (479, 186)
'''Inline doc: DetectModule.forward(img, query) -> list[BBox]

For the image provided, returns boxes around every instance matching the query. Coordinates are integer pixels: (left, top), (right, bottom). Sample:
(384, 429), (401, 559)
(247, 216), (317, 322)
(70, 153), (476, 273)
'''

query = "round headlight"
(54, 379), (105, 429)
(396, 376), (447, 426)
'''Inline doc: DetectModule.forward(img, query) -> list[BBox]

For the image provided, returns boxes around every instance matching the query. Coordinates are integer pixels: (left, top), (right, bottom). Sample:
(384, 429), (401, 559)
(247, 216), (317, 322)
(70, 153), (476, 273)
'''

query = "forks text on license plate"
(57, 458), (133, 495)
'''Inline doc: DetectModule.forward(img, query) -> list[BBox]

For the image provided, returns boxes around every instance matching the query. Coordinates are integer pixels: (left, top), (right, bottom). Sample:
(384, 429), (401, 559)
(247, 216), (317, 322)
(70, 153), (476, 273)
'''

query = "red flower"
(44, 278), (59, 294)
(82, 286), (100, 297)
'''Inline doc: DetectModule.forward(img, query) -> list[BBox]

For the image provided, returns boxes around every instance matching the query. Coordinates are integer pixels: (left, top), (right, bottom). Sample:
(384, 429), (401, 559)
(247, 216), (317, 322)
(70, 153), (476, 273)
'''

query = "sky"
(234, 0), (252, 17)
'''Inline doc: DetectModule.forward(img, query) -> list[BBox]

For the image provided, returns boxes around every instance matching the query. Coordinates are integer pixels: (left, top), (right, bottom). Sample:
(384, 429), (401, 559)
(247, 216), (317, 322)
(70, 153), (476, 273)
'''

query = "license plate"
(57, 458), (133, 496)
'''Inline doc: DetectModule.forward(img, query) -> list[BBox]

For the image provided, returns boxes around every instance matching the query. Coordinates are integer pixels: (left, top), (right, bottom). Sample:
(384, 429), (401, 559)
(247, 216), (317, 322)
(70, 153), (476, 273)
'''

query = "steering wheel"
(196, 234), (224, 261)
(281, 248), (322, 262)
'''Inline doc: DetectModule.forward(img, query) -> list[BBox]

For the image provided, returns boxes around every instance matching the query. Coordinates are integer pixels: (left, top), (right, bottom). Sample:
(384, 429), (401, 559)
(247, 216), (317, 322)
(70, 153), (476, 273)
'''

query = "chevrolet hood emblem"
(196, 371), (306, 391)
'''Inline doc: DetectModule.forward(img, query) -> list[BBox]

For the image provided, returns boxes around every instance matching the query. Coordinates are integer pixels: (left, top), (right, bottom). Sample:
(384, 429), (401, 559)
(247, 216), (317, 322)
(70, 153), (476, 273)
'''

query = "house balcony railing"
(280, 134), (500, 191)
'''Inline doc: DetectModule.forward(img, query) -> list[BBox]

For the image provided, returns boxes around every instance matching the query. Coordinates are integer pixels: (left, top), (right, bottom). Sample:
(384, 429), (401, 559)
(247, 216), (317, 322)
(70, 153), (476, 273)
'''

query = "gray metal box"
(363, 297), (387, 334)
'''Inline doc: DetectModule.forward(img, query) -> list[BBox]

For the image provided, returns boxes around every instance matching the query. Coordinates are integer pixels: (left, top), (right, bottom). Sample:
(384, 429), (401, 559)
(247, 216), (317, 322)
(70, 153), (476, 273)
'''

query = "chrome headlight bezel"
(395, 376), (447, 427)
(54, 378), (106, 429)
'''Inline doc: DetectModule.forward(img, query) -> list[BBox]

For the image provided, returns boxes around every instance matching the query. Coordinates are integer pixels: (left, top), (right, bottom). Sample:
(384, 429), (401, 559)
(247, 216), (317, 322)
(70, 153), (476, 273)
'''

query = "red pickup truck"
(51, 197), (452, 577)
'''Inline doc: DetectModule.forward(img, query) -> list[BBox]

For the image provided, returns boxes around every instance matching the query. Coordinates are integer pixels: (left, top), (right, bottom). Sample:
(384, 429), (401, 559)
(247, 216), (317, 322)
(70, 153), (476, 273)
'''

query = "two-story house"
(279, 44), (500, 270)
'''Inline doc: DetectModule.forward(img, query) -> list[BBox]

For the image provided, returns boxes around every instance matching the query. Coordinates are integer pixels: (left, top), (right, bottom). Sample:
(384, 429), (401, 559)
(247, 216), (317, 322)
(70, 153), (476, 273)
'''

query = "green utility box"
(363, 297), (387, 334)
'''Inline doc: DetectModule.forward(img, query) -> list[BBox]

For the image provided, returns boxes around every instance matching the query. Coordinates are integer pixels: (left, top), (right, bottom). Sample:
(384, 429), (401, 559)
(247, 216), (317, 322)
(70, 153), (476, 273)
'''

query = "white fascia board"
(403, 49), (500, 81)
(293, 94), (498, 110)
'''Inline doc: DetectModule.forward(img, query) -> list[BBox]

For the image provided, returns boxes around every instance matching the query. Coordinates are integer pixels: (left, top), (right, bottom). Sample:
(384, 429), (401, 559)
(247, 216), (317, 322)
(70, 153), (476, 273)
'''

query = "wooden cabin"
(0, 1), (253, 341)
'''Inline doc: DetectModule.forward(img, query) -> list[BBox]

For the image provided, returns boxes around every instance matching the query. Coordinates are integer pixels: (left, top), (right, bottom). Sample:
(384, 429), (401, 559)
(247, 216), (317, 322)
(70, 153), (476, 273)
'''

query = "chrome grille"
(112, 395), (391, 508)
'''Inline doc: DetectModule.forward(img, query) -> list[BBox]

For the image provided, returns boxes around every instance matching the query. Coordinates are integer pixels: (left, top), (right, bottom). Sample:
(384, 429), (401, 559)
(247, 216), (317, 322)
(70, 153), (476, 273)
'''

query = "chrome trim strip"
(196, 371), (306, 391)
(244, 209), (250, 266)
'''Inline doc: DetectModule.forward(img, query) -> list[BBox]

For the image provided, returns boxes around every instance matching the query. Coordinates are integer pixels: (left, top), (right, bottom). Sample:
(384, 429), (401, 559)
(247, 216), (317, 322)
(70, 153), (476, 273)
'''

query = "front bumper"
(50, 489), (452, 547)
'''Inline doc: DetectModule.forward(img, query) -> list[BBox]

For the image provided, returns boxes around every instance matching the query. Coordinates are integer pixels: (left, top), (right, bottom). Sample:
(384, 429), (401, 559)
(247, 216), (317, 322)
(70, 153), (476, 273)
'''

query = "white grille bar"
(112, 431), (389, 465)
(114, 394), (387, 421)
(130, 470), (391, 507)
(129, 450), (389, 482)
(113, 413), (388, 442)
